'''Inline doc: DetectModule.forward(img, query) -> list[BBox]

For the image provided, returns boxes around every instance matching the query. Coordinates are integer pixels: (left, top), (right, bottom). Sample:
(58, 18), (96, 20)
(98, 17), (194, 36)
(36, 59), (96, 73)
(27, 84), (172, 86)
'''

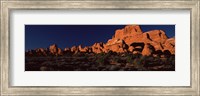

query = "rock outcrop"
(163, 37), (175, 54)
(104, 25), (174, 56)
(49, 44), (63, 55)
(91, 42), (105, 53)
(25, 25), (175, 57)
(26, 44), (63, 56)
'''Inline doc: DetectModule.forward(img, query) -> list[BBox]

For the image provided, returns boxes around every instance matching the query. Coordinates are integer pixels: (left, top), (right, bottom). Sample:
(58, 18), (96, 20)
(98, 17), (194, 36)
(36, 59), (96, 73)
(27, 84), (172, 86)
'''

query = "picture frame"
(1, 0), (199, 95)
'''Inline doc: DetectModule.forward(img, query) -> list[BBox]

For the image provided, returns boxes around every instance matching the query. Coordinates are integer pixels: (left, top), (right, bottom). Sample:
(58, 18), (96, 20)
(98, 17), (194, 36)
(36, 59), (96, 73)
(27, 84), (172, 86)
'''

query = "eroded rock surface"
(26, 25), (175, 56)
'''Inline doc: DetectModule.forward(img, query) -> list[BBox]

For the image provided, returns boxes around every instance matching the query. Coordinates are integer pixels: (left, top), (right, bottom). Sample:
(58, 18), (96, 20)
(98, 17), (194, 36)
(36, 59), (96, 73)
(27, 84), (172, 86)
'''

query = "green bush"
(95, 53), (109, 65)
(125, 54), (135, 64)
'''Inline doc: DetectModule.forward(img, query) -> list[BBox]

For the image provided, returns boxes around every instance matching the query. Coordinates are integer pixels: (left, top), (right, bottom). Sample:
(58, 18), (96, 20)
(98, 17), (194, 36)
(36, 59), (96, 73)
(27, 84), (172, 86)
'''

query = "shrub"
(125, 54), (135, 64)
(95, 53), (109, 65)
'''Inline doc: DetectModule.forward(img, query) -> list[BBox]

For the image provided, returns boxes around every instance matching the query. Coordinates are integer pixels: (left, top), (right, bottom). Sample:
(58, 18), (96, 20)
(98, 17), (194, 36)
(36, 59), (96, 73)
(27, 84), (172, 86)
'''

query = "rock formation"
(102, 25), (174, 56)
(49, 44), (63, 55)
(25, 25), (175, 57)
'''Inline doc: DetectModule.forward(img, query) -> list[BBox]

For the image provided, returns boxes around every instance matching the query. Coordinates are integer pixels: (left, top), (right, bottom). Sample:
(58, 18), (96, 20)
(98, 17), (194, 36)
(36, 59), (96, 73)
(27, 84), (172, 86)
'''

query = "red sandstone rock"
(128, 46), (134, 52)
(64, 48), (70, 52)
(105, 25), (174, 55)
(164, 37), (175, 54)
(145, 30), (168, 44)
(49, 44), (63, 55)
(49, 44), (57, 54)
(91, 42), (105, 53)
(57, 48), (63, 55)
(106, 39), (128, 53)
(71, 46), (79, 54)
(114, 25), (143, 40)
(35, 48), (47, 56)
(25, 25), (175, 56)
(78, 45), (90, 53)
(142, 43), (154, 56)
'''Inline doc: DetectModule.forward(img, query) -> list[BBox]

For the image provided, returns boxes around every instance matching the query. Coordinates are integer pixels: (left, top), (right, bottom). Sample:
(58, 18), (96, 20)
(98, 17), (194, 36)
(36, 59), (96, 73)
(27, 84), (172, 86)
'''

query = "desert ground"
(25, 52), (175, 71)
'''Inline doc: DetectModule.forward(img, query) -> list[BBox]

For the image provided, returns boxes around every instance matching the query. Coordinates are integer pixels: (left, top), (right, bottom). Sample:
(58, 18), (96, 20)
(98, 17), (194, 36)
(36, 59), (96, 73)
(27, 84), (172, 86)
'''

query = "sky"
(25, 25), (175, 50)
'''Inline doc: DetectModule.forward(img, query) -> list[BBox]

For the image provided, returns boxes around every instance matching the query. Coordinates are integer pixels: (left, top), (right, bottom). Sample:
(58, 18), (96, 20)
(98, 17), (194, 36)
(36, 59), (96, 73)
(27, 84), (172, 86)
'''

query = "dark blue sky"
(25, 25), (175, 50)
